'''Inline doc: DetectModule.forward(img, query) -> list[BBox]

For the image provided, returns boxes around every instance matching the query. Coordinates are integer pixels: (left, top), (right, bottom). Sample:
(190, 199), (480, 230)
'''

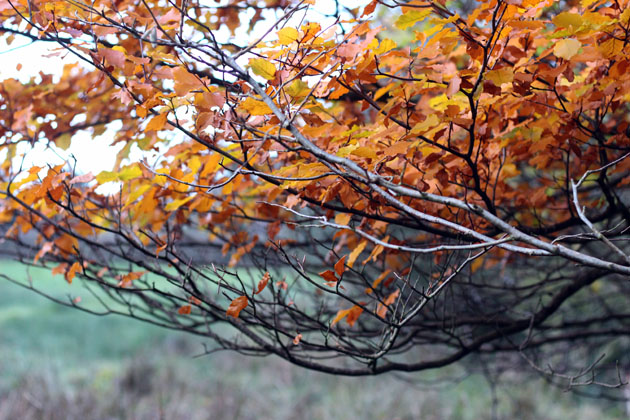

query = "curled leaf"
(226, 296), (248, 318)
(255, 272), (270, 294)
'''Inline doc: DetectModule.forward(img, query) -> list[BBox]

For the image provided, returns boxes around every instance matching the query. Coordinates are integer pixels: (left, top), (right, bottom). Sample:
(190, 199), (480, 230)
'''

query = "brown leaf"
(65, 261), (82, 284)
(226, 296), (248, 318)
(319, 269), (338, 283)
(334, 255), (347, 277)
(255, 272), (270, 294)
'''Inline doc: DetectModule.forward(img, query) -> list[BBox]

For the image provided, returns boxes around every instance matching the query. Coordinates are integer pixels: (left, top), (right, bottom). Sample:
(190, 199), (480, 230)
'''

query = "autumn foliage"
(2, 0), (630, 388)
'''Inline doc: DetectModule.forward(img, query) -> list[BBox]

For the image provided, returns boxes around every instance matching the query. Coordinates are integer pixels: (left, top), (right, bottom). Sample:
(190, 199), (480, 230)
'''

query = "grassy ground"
(0, 261), (625, 419)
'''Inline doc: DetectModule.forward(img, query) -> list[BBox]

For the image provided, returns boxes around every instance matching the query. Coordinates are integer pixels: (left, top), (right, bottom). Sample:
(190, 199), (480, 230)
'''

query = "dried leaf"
(255, 272), (270, 294)
(178, 305), (192, 315)
(347, 240), (367, 268)
(554, 38), (581, 60)
(334, 255), (346, 277)
(319, 269), (338, 283)
(226, 296), (248, 318)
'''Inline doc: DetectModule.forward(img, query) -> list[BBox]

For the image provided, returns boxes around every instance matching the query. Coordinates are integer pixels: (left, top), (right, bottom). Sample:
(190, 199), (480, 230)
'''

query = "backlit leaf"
(249, 58), (276, 80)
(395, 9), (432, 30)
(277, 27), (299, 45)
(554, 38), (581, 60)
(486, 67), (514, 86)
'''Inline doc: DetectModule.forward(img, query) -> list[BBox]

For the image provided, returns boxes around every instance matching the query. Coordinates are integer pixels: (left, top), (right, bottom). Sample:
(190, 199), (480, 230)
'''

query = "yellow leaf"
(285, 80), (310, 98)
(56, 133), (72, 150)
(351, 146), (378, 160)
(373, 38), (396, 55)
(337, 144), (358, 158)
(485, 67), (514, 86)
(249, 58), (276, 80)
(188, 155), (202, 174)
(552, 12), (583, 31)
(395, 9), (432, 30)
(118, 165), (142, 181)
(598, 38), (623, 58)
(164, 195), (194, 211)
(411, 114), (440, 134)
(96, 171), (119, 184)
(347, 240), (367, 268)
(554, 38), (581, 60)
(125, 184), (151, 206)
(240, 97), (273, 115)
(334, 212), (351, 225)
(277, 27), (299, 45)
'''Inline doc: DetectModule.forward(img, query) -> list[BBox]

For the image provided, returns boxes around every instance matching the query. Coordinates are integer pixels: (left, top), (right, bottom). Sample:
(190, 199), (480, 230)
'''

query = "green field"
(0, 261), (624, 419)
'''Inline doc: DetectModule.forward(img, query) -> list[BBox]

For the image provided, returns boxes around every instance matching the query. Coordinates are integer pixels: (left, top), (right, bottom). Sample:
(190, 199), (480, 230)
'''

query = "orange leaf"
(362, 0), (377, 16)
(173, 66), (201, 96)
(155, 243), (167, 257)
(332, 304), (364, 327)
(65, 261), (82, 284)
(366, 269), (392, 293)
(347, 240), (367, 268)
(346, 305), (364, 326)
(34, 241), (54, 264)
(293, 333), (303, 345)
(318, 269), (338, 283)
(255, 271), (270, 294)
(178, 305), (192, 315)
(334, 255), (346, 277)
(145, 113), (168, 132)
(226, 296), (248, 318)
(118, 270), (147, 288)
(51, 263), (68, 276)
(376, 289), (400, 319)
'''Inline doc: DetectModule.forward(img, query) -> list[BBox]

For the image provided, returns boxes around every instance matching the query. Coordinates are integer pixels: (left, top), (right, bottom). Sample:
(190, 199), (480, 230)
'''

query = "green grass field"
(0, 261), (625, 419)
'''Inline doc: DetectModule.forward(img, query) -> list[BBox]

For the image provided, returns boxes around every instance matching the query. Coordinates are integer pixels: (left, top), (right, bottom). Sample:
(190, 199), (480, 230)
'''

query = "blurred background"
(0, 260), (626, 420)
